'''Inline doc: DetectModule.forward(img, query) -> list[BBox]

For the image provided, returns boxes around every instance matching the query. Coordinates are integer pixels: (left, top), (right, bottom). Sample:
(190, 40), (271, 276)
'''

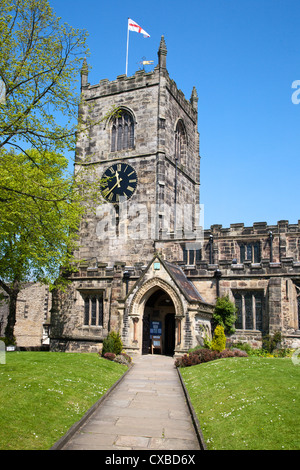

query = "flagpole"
(126, 18), (129, 76)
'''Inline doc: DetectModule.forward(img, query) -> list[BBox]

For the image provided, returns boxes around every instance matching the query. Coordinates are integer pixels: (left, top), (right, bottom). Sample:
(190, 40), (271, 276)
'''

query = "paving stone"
(114, 435), (150, 448)
(149, 438), (198, 450)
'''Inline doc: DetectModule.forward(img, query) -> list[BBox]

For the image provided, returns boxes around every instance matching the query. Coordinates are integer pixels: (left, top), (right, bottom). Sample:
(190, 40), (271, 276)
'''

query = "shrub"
(213, 295), (237, 334)
(220, 349), (248, 358)
(273, 348), (293, 358)
(0, 336), (16, 346)
(102, 331), (123, 356)
(231, 341), (253, 355)
(103, 352), (116, 361)
(262, 331), (282, 353)
(211, 325), (226, 352)
(120, 352), (132, 363)
(101, 335), (115, 356)
(175, 354), (202, 368)
(188, 344), (204, 354)
(203, 336), (212, 349)
(113, 352), (132, 366)
(113, 354), (129, 365)
(198, 348), (220, 363)
(175, 348), (248, 368)
(220, 349), (235, 358)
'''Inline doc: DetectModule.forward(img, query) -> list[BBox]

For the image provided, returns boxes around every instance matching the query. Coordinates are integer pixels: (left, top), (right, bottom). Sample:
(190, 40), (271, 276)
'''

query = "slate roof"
(163, 260), (206, 303)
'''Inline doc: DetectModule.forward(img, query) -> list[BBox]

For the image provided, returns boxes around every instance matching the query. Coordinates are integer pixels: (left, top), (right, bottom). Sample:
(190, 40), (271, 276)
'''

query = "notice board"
(150, 321), (162, 338)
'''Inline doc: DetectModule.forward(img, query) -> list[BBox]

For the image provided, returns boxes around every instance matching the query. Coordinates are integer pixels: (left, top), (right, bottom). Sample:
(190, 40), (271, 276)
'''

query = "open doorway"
(142, 289), (175, 355)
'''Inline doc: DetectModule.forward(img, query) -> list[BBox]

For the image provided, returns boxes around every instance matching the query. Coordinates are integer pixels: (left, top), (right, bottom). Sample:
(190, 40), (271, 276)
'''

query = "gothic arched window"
(111, 110), (134, 152)
(175, 120), (186, 163)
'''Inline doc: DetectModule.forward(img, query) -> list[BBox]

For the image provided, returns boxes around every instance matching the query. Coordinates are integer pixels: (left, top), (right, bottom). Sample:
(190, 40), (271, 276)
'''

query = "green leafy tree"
(213, 295), (237, 335)
(0, 1), (115, 342)
(0, 1), (100, 342)
(0, 149), (99, 342)
(0, 0), (89, 160)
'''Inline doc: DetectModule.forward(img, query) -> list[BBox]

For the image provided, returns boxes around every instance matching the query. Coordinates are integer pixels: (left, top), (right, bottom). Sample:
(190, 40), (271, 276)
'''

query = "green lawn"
(0, 352), (127, 450)
(180, 357), (300, 450)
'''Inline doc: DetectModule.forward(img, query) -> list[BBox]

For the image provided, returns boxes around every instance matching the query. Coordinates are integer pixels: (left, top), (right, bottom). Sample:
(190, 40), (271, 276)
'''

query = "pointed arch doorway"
(142, 289), (176, 355)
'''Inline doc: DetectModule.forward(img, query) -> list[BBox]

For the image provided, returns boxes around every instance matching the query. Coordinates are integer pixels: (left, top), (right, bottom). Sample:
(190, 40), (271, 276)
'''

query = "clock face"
(101, 163), (138, 203)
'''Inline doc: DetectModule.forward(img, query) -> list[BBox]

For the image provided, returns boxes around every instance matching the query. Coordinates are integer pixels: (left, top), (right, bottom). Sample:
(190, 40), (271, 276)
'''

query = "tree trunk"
(1, 280), (20, 343)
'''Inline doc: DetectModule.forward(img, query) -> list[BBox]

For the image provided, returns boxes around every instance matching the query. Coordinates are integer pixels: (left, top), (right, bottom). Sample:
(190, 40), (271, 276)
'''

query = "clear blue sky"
(50, 0), (300, 229)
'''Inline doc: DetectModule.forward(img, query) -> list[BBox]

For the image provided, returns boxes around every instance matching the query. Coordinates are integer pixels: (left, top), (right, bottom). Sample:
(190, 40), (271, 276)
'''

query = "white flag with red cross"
(128, 18), (150, 38)
(126, 18), (150, 75)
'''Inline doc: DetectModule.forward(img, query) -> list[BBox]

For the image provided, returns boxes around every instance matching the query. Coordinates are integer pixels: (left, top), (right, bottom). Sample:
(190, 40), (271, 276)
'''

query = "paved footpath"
(62, 354), (200, 451)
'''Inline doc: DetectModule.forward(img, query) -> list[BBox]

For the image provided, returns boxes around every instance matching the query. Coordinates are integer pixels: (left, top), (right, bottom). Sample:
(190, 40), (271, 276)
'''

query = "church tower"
(50, 37), (213, 355)
(74, 36), (201, 265)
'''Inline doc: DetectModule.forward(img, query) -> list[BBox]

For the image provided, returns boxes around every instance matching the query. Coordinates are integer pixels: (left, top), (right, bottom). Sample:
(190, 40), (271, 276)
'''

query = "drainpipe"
(209, 234), (213, 264)
(214, 269), (222, 298)
(174, 156), (178, 233)
(269, 231), (273, 263)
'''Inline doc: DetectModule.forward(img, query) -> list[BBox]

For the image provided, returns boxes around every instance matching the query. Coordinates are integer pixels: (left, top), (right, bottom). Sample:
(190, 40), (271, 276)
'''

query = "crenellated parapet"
(202, 220), (300, 265)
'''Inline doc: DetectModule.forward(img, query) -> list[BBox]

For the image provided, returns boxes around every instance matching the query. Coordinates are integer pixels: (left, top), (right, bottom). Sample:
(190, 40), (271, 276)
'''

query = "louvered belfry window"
(111, 110), (134, 152)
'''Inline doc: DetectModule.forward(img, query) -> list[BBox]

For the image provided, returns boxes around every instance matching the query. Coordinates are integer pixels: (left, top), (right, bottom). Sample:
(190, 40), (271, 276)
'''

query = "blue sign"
(150, 321), (162, 338)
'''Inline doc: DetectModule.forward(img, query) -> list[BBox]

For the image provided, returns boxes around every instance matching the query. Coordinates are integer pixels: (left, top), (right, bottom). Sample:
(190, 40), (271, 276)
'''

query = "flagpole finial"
(158, 35), (167, 70)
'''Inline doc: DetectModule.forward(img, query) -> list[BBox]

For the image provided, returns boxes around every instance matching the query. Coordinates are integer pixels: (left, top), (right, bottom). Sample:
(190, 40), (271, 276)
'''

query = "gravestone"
(0, 340), (5, 364)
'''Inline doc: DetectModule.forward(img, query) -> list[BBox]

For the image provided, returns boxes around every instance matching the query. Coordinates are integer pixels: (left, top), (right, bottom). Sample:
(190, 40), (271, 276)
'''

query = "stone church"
(2, 37), (300, 354)
(49, 36), (300, 355)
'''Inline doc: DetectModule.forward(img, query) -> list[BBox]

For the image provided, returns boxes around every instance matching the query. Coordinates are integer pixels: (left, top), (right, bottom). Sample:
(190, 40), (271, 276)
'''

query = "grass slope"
(180, 357), (300, 450)
(0, 352), (127, 450)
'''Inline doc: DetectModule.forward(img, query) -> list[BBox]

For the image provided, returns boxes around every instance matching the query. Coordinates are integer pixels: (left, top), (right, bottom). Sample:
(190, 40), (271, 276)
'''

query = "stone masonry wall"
(0, 283), (51, 348)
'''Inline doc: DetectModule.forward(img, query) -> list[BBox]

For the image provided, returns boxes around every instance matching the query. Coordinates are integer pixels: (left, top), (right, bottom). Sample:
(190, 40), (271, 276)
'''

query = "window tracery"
(111, 110), (134, 152)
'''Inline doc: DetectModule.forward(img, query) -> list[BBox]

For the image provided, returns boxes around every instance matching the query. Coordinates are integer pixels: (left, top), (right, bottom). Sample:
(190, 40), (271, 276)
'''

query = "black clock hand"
(104, 178), (122, 196)
(115, 171), (121, 188)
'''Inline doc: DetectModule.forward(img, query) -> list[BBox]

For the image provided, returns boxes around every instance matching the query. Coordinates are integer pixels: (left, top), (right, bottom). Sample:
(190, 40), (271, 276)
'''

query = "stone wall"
(0, 283), (51, 348)
(203, 220), (300, 264)
(153, 221), (300, 348)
